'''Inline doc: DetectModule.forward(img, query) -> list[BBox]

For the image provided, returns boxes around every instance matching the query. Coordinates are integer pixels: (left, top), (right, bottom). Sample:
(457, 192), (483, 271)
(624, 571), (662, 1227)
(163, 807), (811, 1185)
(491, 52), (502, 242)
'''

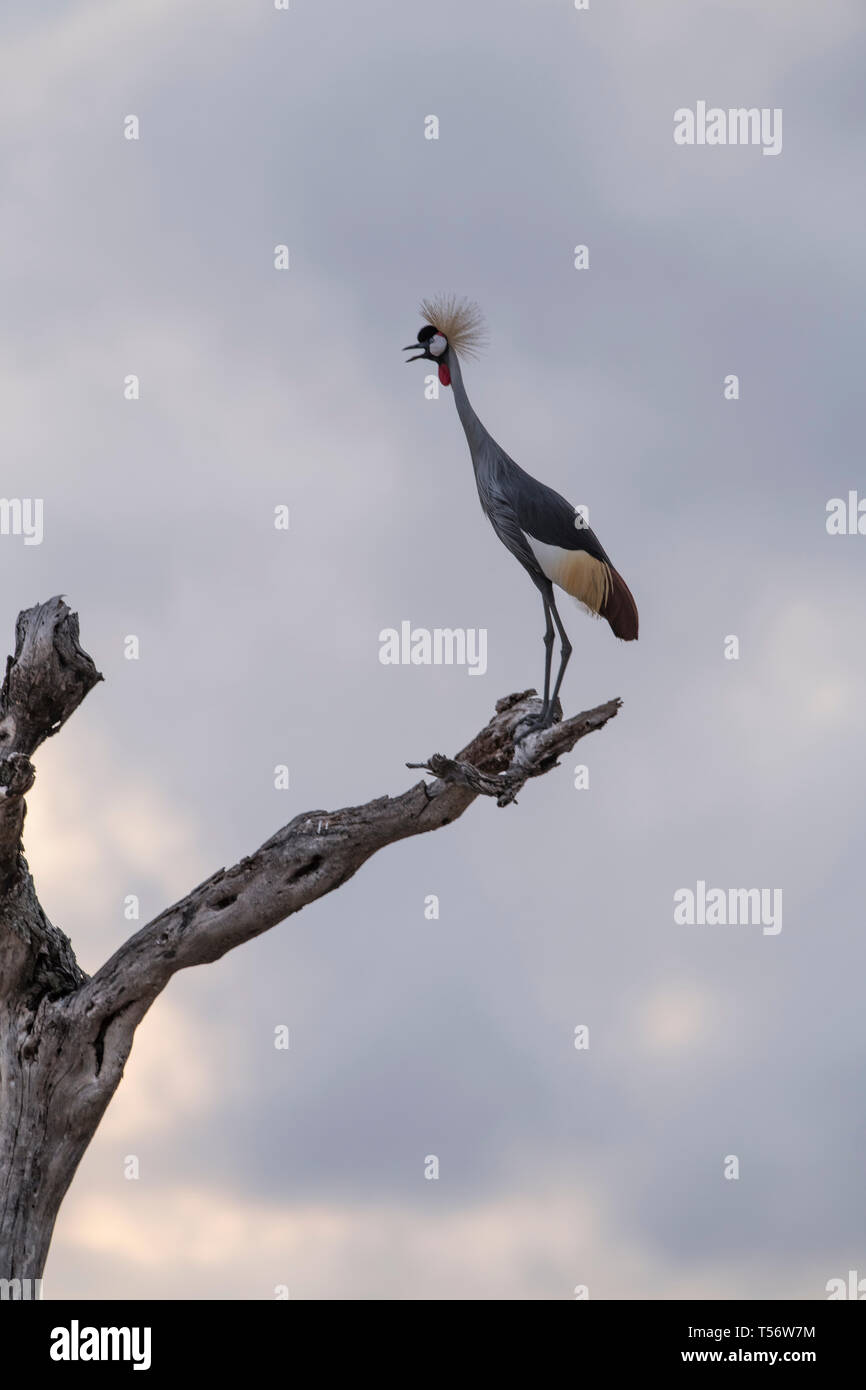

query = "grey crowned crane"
(404, 295), (638, 729)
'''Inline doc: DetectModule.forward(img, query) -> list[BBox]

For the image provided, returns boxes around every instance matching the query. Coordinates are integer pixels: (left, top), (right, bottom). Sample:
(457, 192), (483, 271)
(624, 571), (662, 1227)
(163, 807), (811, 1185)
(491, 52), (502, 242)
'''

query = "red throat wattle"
(438, 362), (451, 387)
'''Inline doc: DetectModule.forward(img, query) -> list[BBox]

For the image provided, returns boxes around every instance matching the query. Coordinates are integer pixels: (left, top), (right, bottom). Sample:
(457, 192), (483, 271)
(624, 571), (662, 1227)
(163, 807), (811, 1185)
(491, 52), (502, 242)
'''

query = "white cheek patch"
(429, 333), (447, 357)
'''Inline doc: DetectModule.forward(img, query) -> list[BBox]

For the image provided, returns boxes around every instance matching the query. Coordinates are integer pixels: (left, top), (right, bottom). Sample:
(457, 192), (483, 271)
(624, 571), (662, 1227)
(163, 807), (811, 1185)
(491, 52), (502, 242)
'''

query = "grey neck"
(447, 350), (489, 461)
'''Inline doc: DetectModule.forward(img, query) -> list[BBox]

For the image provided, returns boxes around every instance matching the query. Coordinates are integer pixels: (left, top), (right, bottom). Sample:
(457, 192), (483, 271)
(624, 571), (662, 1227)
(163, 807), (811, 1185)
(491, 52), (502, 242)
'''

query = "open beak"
(403, 344), (429, 362)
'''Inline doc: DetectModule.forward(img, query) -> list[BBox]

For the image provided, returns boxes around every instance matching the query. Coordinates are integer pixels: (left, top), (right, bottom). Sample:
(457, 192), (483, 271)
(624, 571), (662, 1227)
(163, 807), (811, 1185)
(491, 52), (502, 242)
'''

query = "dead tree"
(0, 597), (621, 1282)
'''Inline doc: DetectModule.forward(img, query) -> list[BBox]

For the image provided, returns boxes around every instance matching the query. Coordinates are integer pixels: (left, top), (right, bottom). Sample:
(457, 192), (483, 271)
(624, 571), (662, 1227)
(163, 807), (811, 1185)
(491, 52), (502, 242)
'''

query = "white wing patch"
(524, 534), (569, 584)
(523, 532), (611, 616)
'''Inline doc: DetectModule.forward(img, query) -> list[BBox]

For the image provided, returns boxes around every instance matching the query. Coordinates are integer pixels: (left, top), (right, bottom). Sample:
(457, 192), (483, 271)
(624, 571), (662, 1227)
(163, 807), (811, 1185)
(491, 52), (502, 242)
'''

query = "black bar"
(3, 1297), (862, 1375)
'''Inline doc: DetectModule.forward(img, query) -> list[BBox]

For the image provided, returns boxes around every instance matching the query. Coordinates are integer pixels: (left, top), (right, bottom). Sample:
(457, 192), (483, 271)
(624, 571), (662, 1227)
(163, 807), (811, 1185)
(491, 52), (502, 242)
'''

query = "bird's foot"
(514, 702), (560, 741)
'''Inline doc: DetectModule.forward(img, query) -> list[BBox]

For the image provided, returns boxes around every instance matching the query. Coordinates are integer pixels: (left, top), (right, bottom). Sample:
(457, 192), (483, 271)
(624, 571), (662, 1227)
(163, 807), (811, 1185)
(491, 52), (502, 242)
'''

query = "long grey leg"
(548, 593), (573, 713)
(540, 593), (555, 722)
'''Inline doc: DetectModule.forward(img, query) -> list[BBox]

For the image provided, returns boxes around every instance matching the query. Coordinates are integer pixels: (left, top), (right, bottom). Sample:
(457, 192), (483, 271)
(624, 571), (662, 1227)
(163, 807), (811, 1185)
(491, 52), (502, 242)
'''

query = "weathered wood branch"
(74, 690), (619, 1036)
(408, 694), (621, 806)
(0, 599), (101, 993)
(0, 597), (622, 1282)
(0, 597), (103, 757)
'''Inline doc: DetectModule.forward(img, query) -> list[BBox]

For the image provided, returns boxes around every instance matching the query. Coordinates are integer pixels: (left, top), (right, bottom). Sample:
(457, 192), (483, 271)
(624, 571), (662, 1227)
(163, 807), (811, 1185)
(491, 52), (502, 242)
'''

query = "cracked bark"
(0, 598), (621, 1283)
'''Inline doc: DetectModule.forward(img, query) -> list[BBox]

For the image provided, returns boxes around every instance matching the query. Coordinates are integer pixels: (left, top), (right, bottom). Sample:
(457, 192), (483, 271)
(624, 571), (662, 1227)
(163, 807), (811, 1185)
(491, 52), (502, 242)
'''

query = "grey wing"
(507, 465), (611, 564)
(474, 466), (546, 583)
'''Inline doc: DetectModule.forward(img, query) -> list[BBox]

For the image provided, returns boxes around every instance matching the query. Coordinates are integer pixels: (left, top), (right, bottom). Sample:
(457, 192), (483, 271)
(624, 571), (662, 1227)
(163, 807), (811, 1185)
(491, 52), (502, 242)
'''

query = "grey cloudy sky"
(3, 0), (864, 1298)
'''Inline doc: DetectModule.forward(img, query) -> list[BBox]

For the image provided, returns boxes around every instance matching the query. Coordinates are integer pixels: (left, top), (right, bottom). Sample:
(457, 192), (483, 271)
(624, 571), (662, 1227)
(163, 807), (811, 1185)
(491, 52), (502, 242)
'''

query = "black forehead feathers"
(417, 325), (438, 342)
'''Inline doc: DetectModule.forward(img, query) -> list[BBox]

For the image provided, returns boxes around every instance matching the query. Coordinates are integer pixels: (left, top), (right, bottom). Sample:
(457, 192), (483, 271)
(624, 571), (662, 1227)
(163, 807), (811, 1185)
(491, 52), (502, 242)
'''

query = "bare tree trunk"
(0, 597), (621, 1283)
(0, 976), (113, 1279)
(0, 601), (102, 1279)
